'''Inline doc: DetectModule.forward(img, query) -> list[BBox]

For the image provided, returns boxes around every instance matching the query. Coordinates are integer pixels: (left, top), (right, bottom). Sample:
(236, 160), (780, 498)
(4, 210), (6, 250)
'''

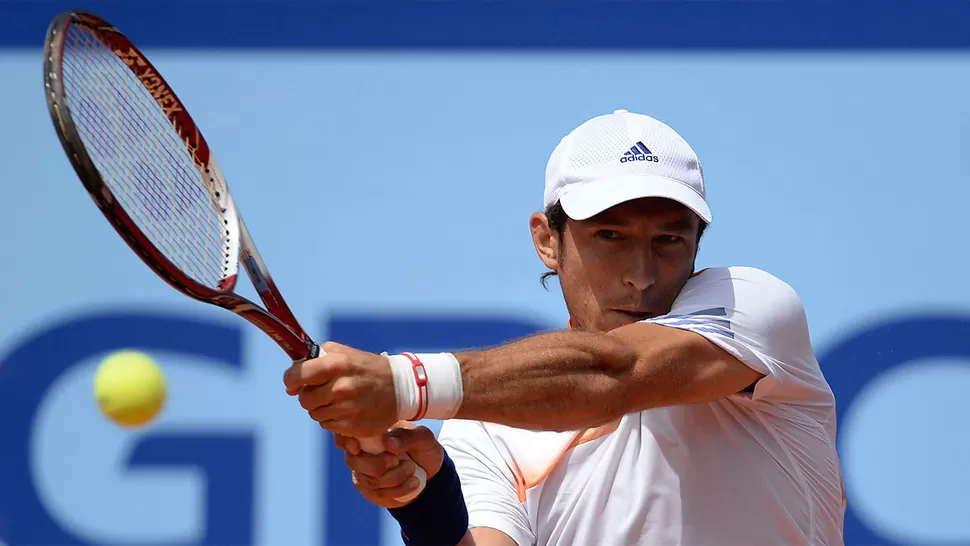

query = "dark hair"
(539, 200), (708, 289)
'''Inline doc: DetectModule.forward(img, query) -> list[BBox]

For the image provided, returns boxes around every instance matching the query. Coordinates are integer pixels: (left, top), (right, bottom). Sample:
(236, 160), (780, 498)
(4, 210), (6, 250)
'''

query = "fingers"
(362, 458), (415, 489)
(334, 433), (361, 455)
(320, 341), (351, 354)
(298, 380), (353, 412)
(298, 384), (331, 412)
(380, 476), (421, 499)
(382, 435), (406, 455)
(283, 351), (351, 394)
(344, 450), (402, 479)
(386, 425), (444, 478)
(308, 399), (359, 424)
(350, 455), (424, 499)
(364, 473), (424, 501)
(334, 423), (436, 508)
(335, 426), (408, 457)
(388, 425), (439, 454)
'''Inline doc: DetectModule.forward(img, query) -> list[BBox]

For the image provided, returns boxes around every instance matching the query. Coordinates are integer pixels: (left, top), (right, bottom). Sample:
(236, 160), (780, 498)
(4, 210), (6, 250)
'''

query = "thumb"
(387, 425), (444, 478)
(381, 420), (419, 455)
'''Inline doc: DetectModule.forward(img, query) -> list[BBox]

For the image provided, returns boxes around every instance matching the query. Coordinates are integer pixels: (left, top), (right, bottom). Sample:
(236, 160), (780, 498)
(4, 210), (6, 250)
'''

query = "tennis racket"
(42, 9), (426, 501)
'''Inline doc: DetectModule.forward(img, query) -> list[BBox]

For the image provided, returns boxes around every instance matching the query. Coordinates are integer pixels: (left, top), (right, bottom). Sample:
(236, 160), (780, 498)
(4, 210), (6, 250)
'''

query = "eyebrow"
(658, 219), (696, 233)
(587, 214), (695, 233)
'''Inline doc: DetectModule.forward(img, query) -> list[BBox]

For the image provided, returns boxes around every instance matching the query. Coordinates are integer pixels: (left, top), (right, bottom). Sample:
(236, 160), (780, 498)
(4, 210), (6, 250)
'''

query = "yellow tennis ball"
(93, 350), (167, 428)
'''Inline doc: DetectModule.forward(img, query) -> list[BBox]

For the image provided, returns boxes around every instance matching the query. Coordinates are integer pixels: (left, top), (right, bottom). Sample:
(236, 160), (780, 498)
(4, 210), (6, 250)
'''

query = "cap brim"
(558, 175), (712, 224)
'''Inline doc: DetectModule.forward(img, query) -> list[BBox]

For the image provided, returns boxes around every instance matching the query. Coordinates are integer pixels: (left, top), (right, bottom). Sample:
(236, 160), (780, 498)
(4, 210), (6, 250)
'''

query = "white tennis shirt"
(438, 266), (845, 546)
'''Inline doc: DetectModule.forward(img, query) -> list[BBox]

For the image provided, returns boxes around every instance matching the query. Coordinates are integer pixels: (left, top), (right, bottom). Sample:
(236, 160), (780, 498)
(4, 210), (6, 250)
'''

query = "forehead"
(580, 197), (700, 229)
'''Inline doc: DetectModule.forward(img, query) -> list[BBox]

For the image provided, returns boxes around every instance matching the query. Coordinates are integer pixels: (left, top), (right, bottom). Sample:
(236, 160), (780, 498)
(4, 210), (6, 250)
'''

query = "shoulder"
(686, 266), (800, 296)
(657, 266), (814, 364)
(677, 266), (805, 317)
(652, 268), (831, 406)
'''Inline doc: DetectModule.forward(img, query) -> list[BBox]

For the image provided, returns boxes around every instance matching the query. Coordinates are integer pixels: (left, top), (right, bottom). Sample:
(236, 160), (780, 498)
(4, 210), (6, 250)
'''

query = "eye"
(656, 234), (684, 245)
(595, 229), (624, 241)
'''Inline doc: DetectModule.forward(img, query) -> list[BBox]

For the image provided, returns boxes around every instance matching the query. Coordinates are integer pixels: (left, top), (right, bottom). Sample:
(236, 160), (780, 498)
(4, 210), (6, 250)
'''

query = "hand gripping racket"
(42, 9), (426, 501)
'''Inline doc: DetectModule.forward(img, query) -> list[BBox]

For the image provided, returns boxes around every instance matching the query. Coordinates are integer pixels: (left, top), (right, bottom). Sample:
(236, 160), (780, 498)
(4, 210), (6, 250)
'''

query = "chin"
(614, 310), (655, 322)
(598, 312), (647, 332)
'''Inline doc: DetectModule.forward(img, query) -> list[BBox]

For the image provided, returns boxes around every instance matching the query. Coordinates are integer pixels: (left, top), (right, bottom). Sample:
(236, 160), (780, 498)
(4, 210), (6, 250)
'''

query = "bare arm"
(454, 321), (762, 431)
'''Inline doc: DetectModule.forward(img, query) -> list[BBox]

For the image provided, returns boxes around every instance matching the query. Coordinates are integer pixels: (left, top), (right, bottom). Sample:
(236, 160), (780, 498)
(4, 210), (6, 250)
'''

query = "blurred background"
(2, 0), (970, 544)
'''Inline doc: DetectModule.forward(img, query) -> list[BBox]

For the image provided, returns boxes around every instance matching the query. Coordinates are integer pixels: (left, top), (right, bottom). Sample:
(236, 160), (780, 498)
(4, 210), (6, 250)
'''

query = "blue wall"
(2, 1), (970, 544)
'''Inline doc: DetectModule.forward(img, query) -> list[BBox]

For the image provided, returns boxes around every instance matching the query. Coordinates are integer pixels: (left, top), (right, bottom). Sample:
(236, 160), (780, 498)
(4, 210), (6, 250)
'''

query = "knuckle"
(388, 483), (415, 499)
(377, 473), (402, 489)
(355, 474), (377, 491)
(329, 420), (352, 436)
(330, 377), (357, 400)
(319, 354), (350, 377)
(351, 458), (376, 477)
(378, 461), (411, 488)
(330, 353), (352, 371)
(392, 461), (416, 484)
(364, 458), (388, 477)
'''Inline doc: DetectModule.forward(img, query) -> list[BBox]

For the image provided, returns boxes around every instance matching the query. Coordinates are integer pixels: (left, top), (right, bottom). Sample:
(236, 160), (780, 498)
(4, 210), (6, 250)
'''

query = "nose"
(622, 250), (656, 292)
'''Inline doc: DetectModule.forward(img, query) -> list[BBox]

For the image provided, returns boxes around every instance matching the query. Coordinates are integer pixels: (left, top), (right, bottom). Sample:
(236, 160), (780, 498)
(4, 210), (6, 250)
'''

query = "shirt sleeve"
(437, 419), (536, 546)
(643, 266), (833, 406)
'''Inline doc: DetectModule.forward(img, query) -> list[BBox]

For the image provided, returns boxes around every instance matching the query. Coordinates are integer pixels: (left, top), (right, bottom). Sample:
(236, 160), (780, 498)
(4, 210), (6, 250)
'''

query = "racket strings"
(61, 28), (225, 284)
(60, 24), (231, 289)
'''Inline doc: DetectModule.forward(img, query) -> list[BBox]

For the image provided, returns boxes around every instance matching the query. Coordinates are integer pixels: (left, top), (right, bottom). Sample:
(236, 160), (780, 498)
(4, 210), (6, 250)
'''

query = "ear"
(530, 211), (560, 271)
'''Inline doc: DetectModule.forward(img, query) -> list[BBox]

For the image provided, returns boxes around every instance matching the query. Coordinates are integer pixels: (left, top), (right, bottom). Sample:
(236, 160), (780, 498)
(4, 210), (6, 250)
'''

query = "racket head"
(43, 10), (315, 361)
(43, 10), (239, 296)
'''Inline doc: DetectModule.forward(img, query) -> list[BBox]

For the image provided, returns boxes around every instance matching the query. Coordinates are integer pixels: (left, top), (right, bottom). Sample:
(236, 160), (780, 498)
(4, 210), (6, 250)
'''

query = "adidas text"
(620, 154), (659, 164)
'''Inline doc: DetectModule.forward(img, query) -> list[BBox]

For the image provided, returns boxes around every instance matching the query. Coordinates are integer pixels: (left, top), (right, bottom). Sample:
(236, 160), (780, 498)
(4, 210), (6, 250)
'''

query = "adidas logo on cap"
(619, 141), (658, 164)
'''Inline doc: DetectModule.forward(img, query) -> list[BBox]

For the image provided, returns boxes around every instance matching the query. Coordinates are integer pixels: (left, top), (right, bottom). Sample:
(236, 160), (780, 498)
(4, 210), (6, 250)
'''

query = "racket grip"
(358, 435), (427, 503)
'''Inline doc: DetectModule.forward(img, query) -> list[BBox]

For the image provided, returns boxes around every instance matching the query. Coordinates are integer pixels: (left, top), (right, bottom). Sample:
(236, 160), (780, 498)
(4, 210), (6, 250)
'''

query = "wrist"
(388, 451), (468, 545)
(386, 352), (464, 421)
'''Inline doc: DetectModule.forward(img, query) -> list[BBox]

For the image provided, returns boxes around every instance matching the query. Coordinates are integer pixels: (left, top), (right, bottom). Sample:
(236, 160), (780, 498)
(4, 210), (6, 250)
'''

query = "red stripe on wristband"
(402, 352), (429, 421)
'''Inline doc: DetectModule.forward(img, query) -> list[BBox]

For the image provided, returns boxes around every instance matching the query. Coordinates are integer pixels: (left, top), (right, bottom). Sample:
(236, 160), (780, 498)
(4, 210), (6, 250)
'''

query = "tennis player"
(284, 109), (845, 545)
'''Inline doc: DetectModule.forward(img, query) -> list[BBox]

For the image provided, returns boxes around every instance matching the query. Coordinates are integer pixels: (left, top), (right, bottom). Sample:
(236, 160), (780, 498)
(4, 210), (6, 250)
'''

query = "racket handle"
(358, 434), (427, 503)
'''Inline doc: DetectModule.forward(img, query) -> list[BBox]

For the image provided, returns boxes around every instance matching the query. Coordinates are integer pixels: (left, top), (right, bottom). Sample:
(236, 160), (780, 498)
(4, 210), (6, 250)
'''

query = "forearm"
(449, 323), (761, 431)
(453, 331), (638, 431)
(387, 322), (758, 431)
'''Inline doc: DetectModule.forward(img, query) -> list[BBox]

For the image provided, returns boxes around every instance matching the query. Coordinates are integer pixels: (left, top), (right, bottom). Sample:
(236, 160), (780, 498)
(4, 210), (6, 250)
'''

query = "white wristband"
(385, 352), (464, 421)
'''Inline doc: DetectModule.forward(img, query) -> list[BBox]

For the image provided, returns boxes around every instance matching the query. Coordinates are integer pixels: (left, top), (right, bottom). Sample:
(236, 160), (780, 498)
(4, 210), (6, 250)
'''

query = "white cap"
(544, 109), (711, 224)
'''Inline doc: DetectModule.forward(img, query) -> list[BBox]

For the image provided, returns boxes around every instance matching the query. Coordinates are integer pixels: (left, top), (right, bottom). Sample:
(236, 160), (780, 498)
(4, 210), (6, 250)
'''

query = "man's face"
(531, 197), (701, 333)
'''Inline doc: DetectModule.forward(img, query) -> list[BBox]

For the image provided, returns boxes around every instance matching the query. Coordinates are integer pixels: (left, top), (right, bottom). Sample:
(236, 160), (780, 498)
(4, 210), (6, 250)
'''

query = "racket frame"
(43, 9), (316, 362)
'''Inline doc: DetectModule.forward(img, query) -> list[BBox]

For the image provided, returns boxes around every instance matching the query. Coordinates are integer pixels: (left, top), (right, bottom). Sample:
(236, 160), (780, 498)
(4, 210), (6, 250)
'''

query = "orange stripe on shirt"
(511, 419), (621, 502)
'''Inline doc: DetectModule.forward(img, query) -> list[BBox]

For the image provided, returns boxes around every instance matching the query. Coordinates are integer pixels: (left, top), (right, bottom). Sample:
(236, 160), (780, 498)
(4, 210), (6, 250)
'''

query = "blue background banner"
(6, 0), (970, 49)
(2, 1), (969, 544)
